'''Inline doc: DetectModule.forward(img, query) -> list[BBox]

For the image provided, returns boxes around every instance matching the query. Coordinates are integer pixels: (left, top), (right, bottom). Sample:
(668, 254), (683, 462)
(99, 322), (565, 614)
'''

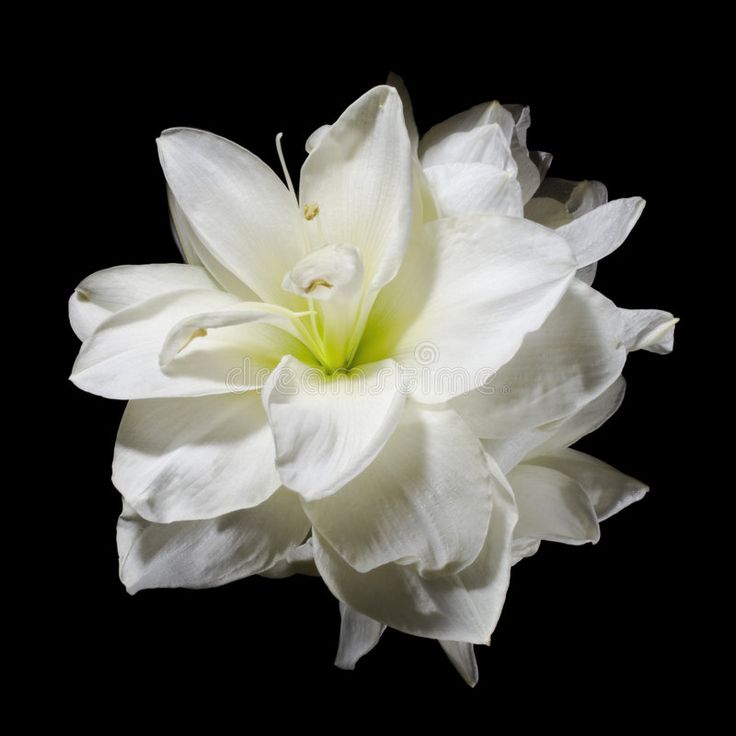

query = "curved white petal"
(530, 376), (627, 457)
(453, 280), (626, 436)
(439, 641), (479, 688)
(117, 489), (309, 594)
(509, 464), (600, 545)
(386, 72), (419, 155)
(300, 86), (413, 292)
(305, 404), (494, 576)
(423, 163), (523, 217)
(524, 197), (573, 228)
(167, 186), (202, 266)
(69, 264), (219, 342)
(420, 101), (515, 156)
(504, 105), (540, 203)
(557, 197), (645, 268)
(576, 263), (598, 285)
(620, 308), (678, 354)
(527, 449), (648, 522)
(159, 301), (310, 366)
(262, 356), (407, 500)
(483, 430), (551, 475)
(356, 215), (575, 403)
(532, 150), (553, 182)
(157, 127), (305, 305)
(421, 124), (516, 174)
(71, 288), (308, 399)
(71, 288), (250, 399)
(260, 539), (319, 579)
(313, 468), (517, 645)
(535, 178), (608, 218)
(167, 187), (258, 299)
(335, 603), (386, 670)
(305, 124), (331, 154)
(511, 537), (541, 565)
(113, 393), (281, 522)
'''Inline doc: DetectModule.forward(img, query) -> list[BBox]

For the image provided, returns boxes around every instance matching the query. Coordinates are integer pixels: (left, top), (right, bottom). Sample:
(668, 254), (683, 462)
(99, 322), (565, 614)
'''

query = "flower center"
(282, 243), (365, 371)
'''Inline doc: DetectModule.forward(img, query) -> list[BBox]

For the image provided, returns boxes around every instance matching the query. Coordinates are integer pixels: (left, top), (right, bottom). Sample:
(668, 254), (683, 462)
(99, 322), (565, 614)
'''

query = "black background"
(47, 28), (700, 718)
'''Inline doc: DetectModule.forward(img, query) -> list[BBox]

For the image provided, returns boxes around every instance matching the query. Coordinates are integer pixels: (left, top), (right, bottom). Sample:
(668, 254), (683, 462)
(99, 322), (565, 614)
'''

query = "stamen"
(305, 278), (332, 294)
(304, 202), (320, 220)
(275, 132), (296, 200)
(177, 327), (208, 354)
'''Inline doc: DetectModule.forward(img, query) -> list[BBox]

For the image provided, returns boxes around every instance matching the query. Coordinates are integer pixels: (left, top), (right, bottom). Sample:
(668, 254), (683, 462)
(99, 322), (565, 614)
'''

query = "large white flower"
(69, 81), (675, 685)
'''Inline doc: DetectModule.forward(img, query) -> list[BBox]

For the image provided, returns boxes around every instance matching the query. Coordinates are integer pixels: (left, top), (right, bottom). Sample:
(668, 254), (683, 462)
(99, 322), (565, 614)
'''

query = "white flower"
(69, 81), (675, 686)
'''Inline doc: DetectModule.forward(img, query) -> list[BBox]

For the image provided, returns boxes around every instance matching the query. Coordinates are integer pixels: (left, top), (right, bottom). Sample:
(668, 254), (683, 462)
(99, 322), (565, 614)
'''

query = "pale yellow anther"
(304, 202), (320, 221)
(305, 278), (333, 294)
(178, 327), (207, 354)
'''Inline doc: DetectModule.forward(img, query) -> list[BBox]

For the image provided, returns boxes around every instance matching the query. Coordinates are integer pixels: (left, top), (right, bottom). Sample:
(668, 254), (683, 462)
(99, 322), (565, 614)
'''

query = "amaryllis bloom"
(68, 80), (675, 685)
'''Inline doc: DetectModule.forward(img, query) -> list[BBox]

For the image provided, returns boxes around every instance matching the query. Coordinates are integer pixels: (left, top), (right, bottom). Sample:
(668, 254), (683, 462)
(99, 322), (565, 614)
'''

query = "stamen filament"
(275, 132), (296, 200)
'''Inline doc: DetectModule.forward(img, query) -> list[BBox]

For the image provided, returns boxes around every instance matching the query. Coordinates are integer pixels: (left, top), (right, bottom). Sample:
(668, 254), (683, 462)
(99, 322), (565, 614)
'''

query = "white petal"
(576, 264), (598, 285)
(532, 150), (553, 182)
(71, 289), (247, 398)
(335, 603), (386, 670)
(157, 128), (305, 305)
(420, 101), (515, 155)
(71, 288), (308, 399)
(453, 280), (626, 437)
(313, 468), (517, 644)
(530, 377), (627, 457)
(423, 163), (523, 217)
(421, 124), (516, 174)
(159, 301), (309, 366)
(567, 180), (609, 217)
(439, 641), (479, 687)
(262, 356), (406, 500)
(305, 124), (331, 154)
(117, 489), (309, 594)
(167, 187), (258, 299)
(483, 430), (552, 475)
(260, 539), (319, 579)
(557, 197), (646, 268)
(619, 308), (678, 354)
(526, 449), (648, 521)
(509, 464), (600, 544)
(387, 72), (419, 155)
(113, 393), (281, 522)
(524, 197), (573, 228)
(514, 152), (541, 204)
(300, 86), (413, 292)
(305, 404), (494, 576)
(356, 215), (575, 403)
(504, 105), (540, 203)
(535, 178), (609, 218)
(69, 264), (218, 342)
(167, 186), (202, 266)
(511, 537), (541, 565)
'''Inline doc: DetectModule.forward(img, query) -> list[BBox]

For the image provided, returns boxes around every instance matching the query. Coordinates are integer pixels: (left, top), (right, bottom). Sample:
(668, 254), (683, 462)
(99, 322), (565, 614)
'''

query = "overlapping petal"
(313, 461), (517, 644)
(300, 86), (413, 293)
(509, 464), (600, 545)
(71, 289), (308, 398)
(117, 489), (309, 594)
(69, 263), (219, 341)
(305, 404), (494, 576)
(113, 393), (281, 522)
(158, 127), (306, 306)
(355, 215), (575, 402)
(262, 357), (407, 499)
(454, 280), (626, 437)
